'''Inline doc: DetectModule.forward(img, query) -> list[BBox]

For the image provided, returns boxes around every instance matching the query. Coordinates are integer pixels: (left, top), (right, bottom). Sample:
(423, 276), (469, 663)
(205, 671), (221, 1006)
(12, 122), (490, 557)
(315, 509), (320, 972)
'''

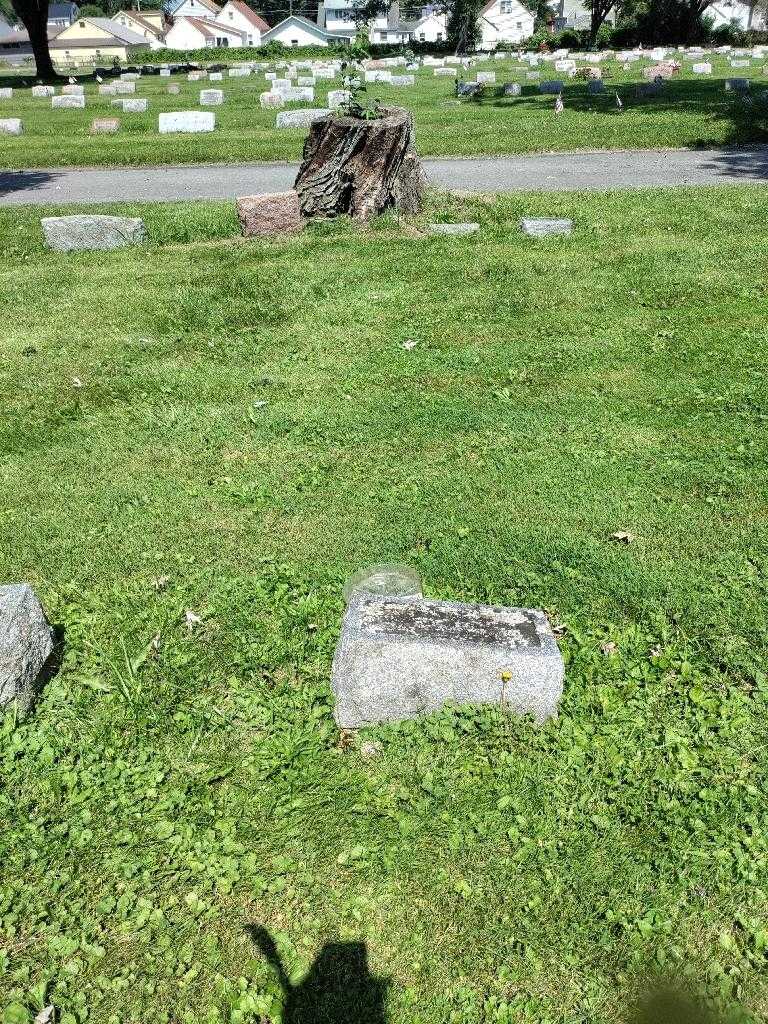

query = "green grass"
(1, 55), (768, 168)
(1, 186), (768, 1024)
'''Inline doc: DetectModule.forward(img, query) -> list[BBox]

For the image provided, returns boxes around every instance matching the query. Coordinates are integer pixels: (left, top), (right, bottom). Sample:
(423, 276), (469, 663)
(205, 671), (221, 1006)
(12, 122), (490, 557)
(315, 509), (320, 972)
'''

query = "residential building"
(218, 0), (270, 45)
(164, 13), (246, 46)
(165, 0), (222, 21)
(49, 16), (147, 63)
(477, 0), (534, 47)
(47, 3), (79, 28)
(0, 26), (35, 63)
(112, 8), (167, 48)
(262, 13), (354, 45)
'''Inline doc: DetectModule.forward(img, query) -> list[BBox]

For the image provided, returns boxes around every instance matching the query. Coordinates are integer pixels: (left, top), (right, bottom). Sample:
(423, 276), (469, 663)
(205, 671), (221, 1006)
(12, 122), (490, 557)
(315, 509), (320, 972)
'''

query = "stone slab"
(260, 91), (284, 108)
(111, 98), (147, 112)
(504, 82), (522, 96)
(236, 190), (303, 237)
(41, 214), (148, 251)
(539, 79), (563, 93)
(0, 88), (13, 99)
(429, 222), (480, 235)
(158, 110), (215, 133)
(0, 584), (54, 714)
(52, 95), (85, 109)
(275, 107), (330, 129)
(200, 88), (224, 105)
(0, 118), (22, 135)
(521, 217), (573, 237)
(62, 84), (84, 95)
(331, 595), (564, 728)
(90, 117), (120, 133)
(113, 81), (136, 94)
(32, 85), (55, 97)
(327, 88), (351, 109)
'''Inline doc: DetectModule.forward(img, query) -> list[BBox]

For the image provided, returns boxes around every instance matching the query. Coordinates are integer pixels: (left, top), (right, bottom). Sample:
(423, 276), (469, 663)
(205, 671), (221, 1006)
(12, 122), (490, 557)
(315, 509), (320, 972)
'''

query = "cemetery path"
(1, 146), (767, 205)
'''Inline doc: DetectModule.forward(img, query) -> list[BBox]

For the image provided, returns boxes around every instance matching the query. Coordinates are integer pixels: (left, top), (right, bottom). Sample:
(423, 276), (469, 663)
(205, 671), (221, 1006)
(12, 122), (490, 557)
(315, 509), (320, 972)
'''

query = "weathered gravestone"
(32, 84), (55, 97)
(332, 594), (564, 728)
(200, 88), (224, 105)
(260, 91), (284, 107)
(236, 190), (303, 237)
(0, 584), (54, 713)
(429, 222), (480, 235)
(111, 98), (147, 112)
(167, 84), (181, 95)
(476, 71), (496, 83)
(521, 217), (573, 237)
(692, 62), (712, 74)
(62, 84), (84, 95)
(504, 82), (522, 96)
(41, 214), (148, 251)
(113, 81), (136, 94)
(158, 111), (215, 133)
(99, 84), (118, 96)
(588, 79), (605, 93)
(90, 117), (120, 133)
(276, 107), (331, 128)
(327, 88), (351, 109)
(52, 95), (85, 109)
(725, 78), (750, 91)
(0, 119), (22, 135)
(0, 88), (13, 99)
(280, 86), (314, 101)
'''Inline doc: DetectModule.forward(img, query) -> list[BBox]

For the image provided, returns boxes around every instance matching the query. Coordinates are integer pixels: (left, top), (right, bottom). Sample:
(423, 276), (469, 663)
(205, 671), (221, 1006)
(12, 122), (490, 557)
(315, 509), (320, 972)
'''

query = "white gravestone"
(158, 110), (215, 133)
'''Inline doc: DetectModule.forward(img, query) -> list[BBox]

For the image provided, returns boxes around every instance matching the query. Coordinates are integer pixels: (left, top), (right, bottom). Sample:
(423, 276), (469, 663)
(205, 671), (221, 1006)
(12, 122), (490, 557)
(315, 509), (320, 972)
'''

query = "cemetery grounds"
(1, 53), (768, 167)
(1, 180), (767, 1024)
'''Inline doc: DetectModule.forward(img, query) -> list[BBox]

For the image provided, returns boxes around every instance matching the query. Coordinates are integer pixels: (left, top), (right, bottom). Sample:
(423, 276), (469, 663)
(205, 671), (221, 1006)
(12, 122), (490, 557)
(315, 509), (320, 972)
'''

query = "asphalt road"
(2, 147), (768, 205)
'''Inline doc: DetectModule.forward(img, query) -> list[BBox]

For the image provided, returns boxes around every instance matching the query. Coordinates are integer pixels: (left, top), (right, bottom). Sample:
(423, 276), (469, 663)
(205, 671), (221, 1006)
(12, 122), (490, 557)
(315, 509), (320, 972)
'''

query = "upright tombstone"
(200, 88), (224, 105)
(293, 106), (424, 220)
(52, 95), (85, 109)
(332, 594), (564, 728)
(236, 190), (303, 237)
(0, 584), (54, 713)
(521, 217), (573, 237)
(0, 119), (22, 135)
(0, 88), (13, 99)
(158, 110), (215, 133)
(32, 84), (55, 97)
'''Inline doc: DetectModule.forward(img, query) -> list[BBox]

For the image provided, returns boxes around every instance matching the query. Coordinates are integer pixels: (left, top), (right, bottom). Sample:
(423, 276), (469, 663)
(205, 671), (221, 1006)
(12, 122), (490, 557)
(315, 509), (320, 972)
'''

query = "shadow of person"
(248, 925), (389, 1024)
(630, 985), (724, 1024)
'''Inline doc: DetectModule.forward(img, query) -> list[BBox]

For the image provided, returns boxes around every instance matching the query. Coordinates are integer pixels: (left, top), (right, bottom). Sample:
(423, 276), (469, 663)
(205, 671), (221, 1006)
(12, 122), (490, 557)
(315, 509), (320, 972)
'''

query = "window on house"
(419, 30), (425, 38)
(247, 33), (253, 42)
(516, 19), (522, 26)
(291, 37), (298, 44)
(436, 30), (443, 38)
(500, 0), (513, 11)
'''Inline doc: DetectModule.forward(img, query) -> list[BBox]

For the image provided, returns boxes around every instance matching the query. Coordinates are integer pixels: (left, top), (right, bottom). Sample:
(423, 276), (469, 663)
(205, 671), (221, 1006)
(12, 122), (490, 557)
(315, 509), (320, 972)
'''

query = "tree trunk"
(293, 107), (425, 222)
(11, 0), (59, 80)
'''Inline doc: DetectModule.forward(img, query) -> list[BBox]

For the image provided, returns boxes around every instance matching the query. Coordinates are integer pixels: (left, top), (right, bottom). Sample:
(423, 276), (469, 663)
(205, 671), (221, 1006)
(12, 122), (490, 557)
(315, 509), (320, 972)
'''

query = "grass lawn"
(1, 185), (768, 1024)
(1, 55), (768, 168)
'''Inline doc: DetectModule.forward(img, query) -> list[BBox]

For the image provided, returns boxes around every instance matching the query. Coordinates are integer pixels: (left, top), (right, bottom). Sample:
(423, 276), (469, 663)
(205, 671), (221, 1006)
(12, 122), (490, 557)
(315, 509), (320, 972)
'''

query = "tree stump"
(293, 107), (425, 222)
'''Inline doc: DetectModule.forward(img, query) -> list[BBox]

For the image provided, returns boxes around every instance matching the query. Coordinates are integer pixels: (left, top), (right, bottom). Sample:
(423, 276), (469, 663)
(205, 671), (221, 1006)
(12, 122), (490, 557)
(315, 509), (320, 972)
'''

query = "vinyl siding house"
(0, 26), (35, 64)
(164, 14), (246, 47)
(477, 0), (534, 47)
(49, 17), (148, 64)
(48, 3), (79, 28)
(402, 7), (447, 42)
(262, 14), (354, 46)
(112, 9), (167, 48)
(166, 0), (222, 22)
(218, 0), (270, 46)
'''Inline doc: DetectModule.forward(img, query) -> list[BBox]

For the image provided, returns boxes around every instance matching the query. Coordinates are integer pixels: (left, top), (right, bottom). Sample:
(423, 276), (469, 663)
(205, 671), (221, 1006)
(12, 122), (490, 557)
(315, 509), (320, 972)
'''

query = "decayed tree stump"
(293, 107), (425, 221)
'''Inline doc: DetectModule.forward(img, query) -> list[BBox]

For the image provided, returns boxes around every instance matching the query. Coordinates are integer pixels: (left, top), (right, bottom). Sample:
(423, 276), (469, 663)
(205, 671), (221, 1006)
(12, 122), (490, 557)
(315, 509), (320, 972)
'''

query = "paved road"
(2, 147), (768, 205)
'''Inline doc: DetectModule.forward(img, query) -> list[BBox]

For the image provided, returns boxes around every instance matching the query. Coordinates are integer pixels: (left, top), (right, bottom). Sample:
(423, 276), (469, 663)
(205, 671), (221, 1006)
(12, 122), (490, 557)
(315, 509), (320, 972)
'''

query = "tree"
(584, 0), (615, 42)
(446, 0), (482, 51)
(9, 0), (58, 79)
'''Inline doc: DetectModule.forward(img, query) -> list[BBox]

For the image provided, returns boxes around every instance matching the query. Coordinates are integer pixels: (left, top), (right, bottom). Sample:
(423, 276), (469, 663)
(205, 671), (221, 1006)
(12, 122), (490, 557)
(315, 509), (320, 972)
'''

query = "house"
(401, 6), (447, 42)
(164, 13), (246, 47)
(112, 8), (167, 48)
(49, 17), (147, 64)
(165, 0), (222, 21)
(47, 3), (79, 28)
(318, 0), (411, 42)
(554, 0), (614, 29)
(262, 13), (354, 46)
(477, 0), (533, 47)
(218, 0), (269, 46)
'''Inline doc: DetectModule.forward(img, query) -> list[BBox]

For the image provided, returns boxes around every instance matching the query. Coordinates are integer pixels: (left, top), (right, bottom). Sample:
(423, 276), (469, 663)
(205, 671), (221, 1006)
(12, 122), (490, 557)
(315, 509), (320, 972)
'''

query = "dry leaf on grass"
(609, 530), (635, 544)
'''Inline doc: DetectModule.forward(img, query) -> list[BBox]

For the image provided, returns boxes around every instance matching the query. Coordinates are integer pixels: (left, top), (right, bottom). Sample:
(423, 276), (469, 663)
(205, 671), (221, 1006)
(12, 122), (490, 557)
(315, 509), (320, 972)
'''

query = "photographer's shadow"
(248, 925), (388, 1024)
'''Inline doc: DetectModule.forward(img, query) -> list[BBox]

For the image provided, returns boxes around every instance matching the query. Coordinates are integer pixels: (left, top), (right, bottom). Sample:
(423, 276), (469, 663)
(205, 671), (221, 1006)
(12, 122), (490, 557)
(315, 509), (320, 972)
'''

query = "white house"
(707, 0), (765, 28)
(262, 14), (354, 46)
(477, 0), (534, 47)
(218, 0), (270, 45)
(405, 7), (448, 43)
(166, 0), (222, 23)
(164, 13), (246, 47)
(112, 9), (166, 48)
